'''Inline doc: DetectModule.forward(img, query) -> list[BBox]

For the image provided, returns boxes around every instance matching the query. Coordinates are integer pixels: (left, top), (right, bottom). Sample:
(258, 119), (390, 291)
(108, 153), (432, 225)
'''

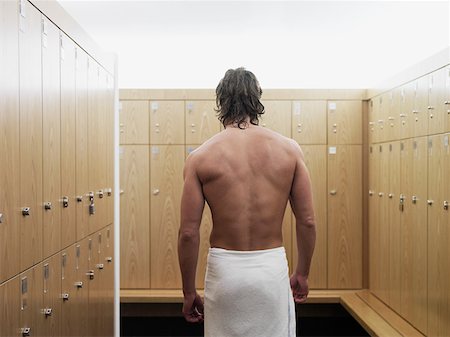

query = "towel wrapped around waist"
(204, 246), (295, 337)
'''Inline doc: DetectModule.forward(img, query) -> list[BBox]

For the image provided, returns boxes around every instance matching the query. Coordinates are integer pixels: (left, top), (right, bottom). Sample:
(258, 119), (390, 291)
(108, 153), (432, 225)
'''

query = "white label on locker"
(20, 0), (26, 17)
(19, 16), (25, 33)
(42, 35), (48, 48)
(444, 135), (449, 147)
(42, 19), (48, 35)
(328, 146), (337, 155)
(328, 102), (336, 111)
(186, 102), (194, 111)
(152, 146), (160, 156)
(151, 102), (159, 111)
(293, 102), (301, 115)
(21, 277), (28, 294)
(187, 147), (195, 155)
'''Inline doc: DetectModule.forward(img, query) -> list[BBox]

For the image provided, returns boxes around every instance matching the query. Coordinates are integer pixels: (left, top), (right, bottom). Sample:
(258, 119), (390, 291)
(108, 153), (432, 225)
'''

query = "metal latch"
(22, 207), (30, 216)
(388, 193), (393, 199)
(444, 201), (449, 211)
(399, 194), (405, 211)
(76, 196), (83, 202)
(106, 256), (113, 263)
(21, 327), (31, 337)
(97, 190), (104, 199)
(88, 192), (95, 215)
(368, 190), (374, 196)
(412, 195), (418, 204)
(62, 196), (69, 208)
(86, 270), (94, 280)
(42, 308), (52, 316)
(378, 192), (384, 197)
(61, 293), (69, 301)
(96, 263), (104, 270)
(106, 188), (112, 197)
(0, 213), (3, 224)
(427, 200), (434, 206)
(44, 202), (52, 210)
(74, 281), (83, 288)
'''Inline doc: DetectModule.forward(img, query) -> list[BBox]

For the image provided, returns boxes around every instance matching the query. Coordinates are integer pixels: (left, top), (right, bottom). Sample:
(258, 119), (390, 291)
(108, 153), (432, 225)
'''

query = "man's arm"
(289, 141), (316, 303)
(178, 153), (205, 322)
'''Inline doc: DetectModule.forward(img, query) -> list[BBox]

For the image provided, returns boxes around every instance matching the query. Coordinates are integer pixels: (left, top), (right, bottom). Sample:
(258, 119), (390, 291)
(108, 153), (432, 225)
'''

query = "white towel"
(204, 247), (296, 337)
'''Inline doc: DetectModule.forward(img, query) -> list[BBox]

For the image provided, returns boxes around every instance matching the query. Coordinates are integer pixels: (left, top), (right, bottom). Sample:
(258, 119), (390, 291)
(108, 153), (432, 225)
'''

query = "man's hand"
(290, 273), (309, 303)
(182, 292), (204, 323)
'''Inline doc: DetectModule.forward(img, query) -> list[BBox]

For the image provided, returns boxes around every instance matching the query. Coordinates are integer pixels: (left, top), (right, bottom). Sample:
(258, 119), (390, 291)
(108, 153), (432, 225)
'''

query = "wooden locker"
(292, 145), (327, 288)
(446, 67), (450, 133)
(75, 47), (90, 241)
(61, 32), (77, 248)
(185, 101), (221, 145)
(328, 101), (362, 145)
(413, 75), (429, 137)
(0, 0), (20, 283)
(400, 82), (414, 140)
(20, 263), (43, 337)
(260, 100), (291, 137)
(150, 145), (184, 289)
(60, 246), (77, 336)
(88, 58), (101, 235)
(42, 17), (61, 258)
(88, 234), (101, 337)
(74, 239), (90, 337)
(19, 0), (43, 271)
(0, 276), (20, 337)
(120, 145), (150, 288)
(328, 145), (362, 288)
(120, 100), (149, 144)
(376, 95), (387, 143)
(106, 75), (115, 227)
(428, 68), (447, 135)
(150, 101), (185, 144)
(41, 255), (62, 337)
(400, 138), (428, 334)
(94, 231), (107, 337)
(368, 145), (380, 296)
(292, 101), (327, 145)
(368, 100), (377, 144)
(388, 141), (401, 313)
(427, 134), (449, 337)
(103, 226), (114, 336)
(98, 69), (109, 231)
(388, 88), (401, 141)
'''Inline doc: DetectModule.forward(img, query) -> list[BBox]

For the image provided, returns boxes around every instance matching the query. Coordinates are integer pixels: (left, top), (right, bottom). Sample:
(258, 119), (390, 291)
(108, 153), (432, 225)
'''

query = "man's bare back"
(188, 124), (298, 251)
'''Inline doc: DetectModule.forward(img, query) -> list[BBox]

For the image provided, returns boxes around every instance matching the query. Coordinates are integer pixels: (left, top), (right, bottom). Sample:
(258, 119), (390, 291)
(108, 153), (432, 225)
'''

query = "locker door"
(377, 144), (390, 303)
(42, 17), (61, 258)
(400, 138), (428, 334)
(120, 145), (150, 288)
(0, 276), (20, 337)
(427, 134), (449, 337)
(368, 145), (380, 296)
(61, 247), (76, 336)
(413, 76), (429, 137)
(292, 145), (327, 288)
(106, 75), (115, 227)
(185, 101), (220, 145)
(292, 101), (327, 145)
(328, 101), (362, 145)
(88, 58), (101, 234)
(20, 264), (43, 337)
(95, 231), (107, 337)
(0, 0), (20, 283)
(376, 95), (387, 143)
(368, 100), (377, 144)
(75, 239), (90, 337)
(428, 68), (447, 135)
(88, 235), (101, 337)
(446, 67), (450, 133)
(260, 101), (291, 137)
(150, 145), (184, 288)
(150, 101), (185, 144)
(99, 70), (109, 230)
(41, 256), (61, 337)
(400, 82), (414, 140)
(61, 32), (77, 248)
(328, 145), (362, 288)
(387, 89), (401, 141)
(120, 101), (149, 145)
(19, 0), (43, 271)
(104, 226), (114, 336)
(75, 47), (90, 240)
(388, 141), (401, 313)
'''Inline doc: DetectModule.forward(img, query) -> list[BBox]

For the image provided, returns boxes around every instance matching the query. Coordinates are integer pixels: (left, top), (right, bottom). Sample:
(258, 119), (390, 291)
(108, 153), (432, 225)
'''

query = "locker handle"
(120, 189), (124, 195)
(444, 201), (449, 210)
(388, 193), (393, 199)
(399, 194), (405, 212)
(86, 270), (95, 280)
(427, 200), (434, 205)
(388, 117), (395, 121)
(427, 106), (434, 110)
(399, 114), (407, 118)
(44, 202), (52, 210)
(262, 123), (267, 127)
(74, 281), (83, 288)
(96, 263), (104, 270)
(444, 101), (450, 105)
(412, 196), (418, 204)
(368, 122), (374, 126)
(378, 192), (384, 197)
(368, 190), (374, 196)
(329, 190), (337, 196)
(97, 190), (104, 199)
(42, 308), (52, 316)
(21, 327), (31, 337)
(377, 120), (384, 123)
(22, 207), (30, 216)
(76, 196), (83, 202)
(106, 188), (112, 197)
(62, 196), (69, 208)
(152, 189), (160, 195)
(412, 110), (419, 114)
(0, 213), (3, 224)
(106, 256), (113, 263)
(61, 293), (70, 301)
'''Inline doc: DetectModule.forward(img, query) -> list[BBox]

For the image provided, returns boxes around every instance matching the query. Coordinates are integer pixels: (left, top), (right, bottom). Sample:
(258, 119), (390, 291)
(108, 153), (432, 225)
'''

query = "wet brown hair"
(215, 68), (265, 129)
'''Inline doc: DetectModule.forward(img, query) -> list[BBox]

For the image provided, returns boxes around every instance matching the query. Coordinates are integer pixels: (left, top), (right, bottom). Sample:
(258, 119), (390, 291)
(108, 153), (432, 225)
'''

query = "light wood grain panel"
(260, 100), (291, 137)
(60, 246), (77, 337)
(292, 145), (327, 288)
(104, 226), (114, 336)
(76, 238), (90, 337)
(42, 18), (61, 258)
(368, 145), (380, 296)
(388, 141), (401, 313)
(0, 0), (20, 283)
(20, 263), (44, 337)
(413, 76), (429, 137)
(428, 67), (447, 135)
(376, 95), (387, 143)
(399, 82), (414, 140)
(106, 75), (115, 227)
(185, 101), (221, 145)
(119, 100), (149, 144)
(328, 145), (362, 288)
(150, 145), (184, 289)
(61, 32), (77, 248)
(327, 101), (362, 145)
(292, 101), (327, 144)
(120, 145), (150, 289)
(19, 2), (43, 270)
(150, 101), (185, 144)
(388, 88), (401, 141)
(427, 134), (449, 337)
(446, 67), (450, 133)
(367, 100), (377, 144)
(75, 47), (90, 241)
(88, 233), (103, 337)
(0, 276), (20, 337)
(41, 255), (62, 337)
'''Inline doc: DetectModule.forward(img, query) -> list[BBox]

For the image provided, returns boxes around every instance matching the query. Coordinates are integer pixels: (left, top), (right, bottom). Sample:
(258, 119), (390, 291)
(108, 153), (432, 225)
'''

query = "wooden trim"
(119, 89), (367, 101)
(366, 47), (450, 100)
(362, 100), (369, 289)
(29, 0), (115, 74)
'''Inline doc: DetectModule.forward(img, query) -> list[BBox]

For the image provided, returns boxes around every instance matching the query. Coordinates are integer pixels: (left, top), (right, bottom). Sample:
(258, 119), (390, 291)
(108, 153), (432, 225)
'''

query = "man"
(178, 68), (316, 337)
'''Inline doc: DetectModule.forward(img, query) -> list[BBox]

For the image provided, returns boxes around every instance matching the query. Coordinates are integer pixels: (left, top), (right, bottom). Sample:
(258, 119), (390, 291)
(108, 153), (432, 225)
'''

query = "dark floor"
(121, 303), (370, 337)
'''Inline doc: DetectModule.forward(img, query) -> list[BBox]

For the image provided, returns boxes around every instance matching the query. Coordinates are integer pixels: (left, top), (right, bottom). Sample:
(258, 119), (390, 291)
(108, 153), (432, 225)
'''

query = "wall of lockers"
(119, 89), (365, 291)
(368, 63), (450, 336)
(0, 1), (115, 336)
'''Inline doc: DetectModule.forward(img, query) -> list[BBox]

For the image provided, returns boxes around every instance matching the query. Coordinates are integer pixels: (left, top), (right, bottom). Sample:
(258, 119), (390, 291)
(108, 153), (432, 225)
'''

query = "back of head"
(216, 67), (265, 129)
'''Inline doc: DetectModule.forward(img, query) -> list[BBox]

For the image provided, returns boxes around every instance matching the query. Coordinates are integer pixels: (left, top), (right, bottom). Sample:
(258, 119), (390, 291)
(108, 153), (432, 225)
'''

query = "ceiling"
(57, 1), (450, 89)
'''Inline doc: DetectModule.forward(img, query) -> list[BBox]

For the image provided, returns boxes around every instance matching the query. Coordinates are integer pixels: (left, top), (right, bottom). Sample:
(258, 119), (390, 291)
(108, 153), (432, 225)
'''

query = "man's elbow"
(298, 216), (316, 230)
(178, 228), (200, 243)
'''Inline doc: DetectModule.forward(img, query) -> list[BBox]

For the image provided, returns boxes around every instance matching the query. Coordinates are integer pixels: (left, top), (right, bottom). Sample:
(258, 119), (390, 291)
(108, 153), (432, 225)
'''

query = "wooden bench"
(121, 289), (424, 337)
